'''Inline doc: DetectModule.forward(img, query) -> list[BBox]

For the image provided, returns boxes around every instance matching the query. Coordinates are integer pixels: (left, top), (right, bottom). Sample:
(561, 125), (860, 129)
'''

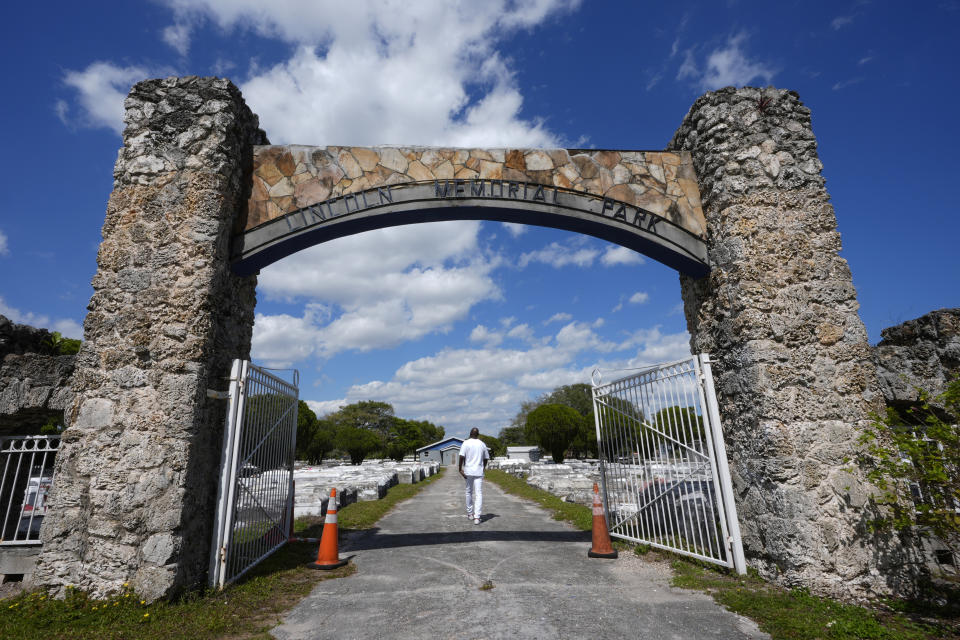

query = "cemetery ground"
(1, 468), (957, 639)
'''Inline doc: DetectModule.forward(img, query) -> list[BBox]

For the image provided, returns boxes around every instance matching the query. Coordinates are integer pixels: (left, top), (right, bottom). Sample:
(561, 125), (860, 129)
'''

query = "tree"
(335, 426), (382, 465)
(479, 434), (505, 457)
(43, 331), (81, 355)
(385, 418), (424, 461)
(296, 400), (318, 461)
(304, 417), (336, 464)
(507, 398), (541, 442)
(570, 411), (598, 458)
(506, 383), (595, 456)
(593, 396), (645, 460)
(332, 401), (396, 439)
(412, 419), (445, 445)
(243, 393), (298, 470)
(544, 383), (593, 416)
(857, 378), (960, 566)
(497, 424), (528, 446)
(652, 406), (705, 441)
(525, 404), (584, 464)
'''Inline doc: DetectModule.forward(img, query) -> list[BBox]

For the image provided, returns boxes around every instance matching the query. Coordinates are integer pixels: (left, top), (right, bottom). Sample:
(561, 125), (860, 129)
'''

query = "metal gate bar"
(0, 436), (59, 545)
(209, 360), (299, 589)
(592, 354), (745, 573)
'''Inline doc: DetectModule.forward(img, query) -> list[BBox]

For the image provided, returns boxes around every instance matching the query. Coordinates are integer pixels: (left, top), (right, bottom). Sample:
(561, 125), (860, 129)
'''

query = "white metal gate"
(0, 435), (59, 545)
(591, 354), (746, 573)
(209, 360), (299, 589)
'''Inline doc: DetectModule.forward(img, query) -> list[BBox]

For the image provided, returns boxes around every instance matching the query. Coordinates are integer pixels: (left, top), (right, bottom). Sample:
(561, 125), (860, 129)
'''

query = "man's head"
(469, 427), (480, 439)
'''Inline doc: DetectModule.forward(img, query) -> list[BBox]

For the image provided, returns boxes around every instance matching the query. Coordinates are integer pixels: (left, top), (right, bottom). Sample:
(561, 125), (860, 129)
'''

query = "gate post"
(670, 87), (922, 599)
(34, 77), (265, 600)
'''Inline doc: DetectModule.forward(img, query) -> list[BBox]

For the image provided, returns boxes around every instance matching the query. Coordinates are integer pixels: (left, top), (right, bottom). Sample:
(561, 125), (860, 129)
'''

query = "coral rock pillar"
(34, 77), (265, 600)
(670, 87), (917, 600)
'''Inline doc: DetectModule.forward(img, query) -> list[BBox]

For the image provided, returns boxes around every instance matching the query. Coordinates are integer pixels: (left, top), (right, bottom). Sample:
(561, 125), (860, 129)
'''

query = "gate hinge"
(207, 389), (229, 400)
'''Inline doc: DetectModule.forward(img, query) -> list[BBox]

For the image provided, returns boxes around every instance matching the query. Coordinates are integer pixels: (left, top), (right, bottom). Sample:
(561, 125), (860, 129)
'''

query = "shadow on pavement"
(344, 526), (591, 551)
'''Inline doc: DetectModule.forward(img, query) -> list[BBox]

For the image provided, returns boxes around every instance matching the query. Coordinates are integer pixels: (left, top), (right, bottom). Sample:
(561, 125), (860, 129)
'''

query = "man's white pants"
(465, 475), (483, 517)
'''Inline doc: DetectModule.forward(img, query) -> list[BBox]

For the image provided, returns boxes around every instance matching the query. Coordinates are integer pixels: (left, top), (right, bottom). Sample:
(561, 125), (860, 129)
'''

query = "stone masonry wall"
(874, 308), (960, 411)
(0, 315), (75, 434)
(669, 87), (920, 600)
(34, 77), (266, 600)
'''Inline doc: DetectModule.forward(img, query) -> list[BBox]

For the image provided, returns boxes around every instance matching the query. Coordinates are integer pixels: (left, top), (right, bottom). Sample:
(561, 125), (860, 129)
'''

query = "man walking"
(458, 427), (490, 525)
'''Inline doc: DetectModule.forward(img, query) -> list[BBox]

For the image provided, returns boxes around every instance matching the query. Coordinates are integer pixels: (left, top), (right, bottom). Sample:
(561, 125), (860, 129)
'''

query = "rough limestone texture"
(248, 146), (706, 237)
(669, 87), (920, 600)
(33, 77), (267, 600)
(874, 308), (960, 410)
(0, 315), (75, 434)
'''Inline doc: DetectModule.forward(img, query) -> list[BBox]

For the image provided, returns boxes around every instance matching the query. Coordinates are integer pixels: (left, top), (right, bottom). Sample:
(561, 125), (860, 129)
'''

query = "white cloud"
(63, 2), (577, 147)
(519, 241), (599, 268)
(506, 323), (536, 343)
(305, 398), (346, 418)
(302, 322), (691, 437)
(679, 33), (775, 91)
(601, 246), (644, 266)
(677, 50), (698, 81)
(0, 229), (8, 256)
(469, 324), (503, 347)
(54, 101), (69, 127)
(628, 291), (649, 305)
(252, 222), (502, 363)
(831, 15), (854, 30)
(251, 309), (325, 368)
(0, 297), (82, 338)
(155, 0), (576, 147)
(61, 62), (151, 134)
(832, 77), (864, 91)
(162, 20), (192, 56)
(52, 319), (84, 340)
(501, 222), (527, 237)
(545, 312), (572, 325)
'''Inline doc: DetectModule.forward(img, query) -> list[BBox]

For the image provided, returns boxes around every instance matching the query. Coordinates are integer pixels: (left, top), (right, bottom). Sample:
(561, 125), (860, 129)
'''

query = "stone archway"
(33, 77), (917, 602)
(234, 145), (709, 277)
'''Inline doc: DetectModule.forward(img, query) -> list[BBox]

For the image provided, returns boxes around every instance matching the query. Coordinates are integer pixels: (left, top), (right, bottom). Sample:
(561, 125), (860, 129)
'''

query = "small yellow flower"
(92, 606), (98, 611)
(114, 602), (119, 606)
(143, 613), (150, 618)
(123, 582), (129, 587)
(141, 600), (146, 605)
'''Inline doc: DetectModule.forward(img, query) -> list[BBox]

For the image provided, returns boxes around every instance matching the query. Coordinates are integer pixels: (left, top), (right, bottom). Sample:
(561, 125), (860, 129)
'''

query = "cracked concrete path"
(272, 469), (767, 640)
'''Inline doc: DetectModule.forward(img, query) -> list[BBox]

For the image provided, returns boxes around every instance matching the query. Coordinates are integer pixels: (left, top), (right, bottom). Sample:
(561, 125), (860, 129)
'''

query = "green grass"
(671, 559), (957, 640)
(484, 469), (593, 531)
(0, 467), (445, 639)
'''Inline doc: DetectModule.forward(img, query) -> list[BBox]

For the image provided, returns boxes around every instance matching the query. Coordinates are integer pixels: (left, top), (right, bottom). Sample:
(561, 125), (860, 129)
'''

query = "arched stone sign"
(34, 77), (918, 602)
(233, 146), (709, 277)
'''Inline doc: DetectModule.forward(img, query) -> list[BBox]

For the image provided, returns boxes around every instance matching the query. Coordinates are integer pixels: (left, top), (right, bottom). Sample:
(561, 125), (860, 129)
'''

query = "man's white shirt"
(459, 438), (489, 476)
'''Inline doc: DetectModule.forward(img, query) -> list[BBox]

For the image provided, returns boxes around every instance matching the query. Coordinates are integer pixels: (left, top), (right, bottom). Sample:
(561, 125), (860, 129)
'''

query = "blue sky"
(1, 1), (957, 438)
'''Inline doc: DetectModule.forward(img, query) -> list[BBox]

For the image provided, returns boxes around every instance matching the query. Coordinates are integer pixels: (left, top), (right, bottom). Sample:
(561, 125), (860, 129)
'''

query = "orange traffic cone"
(308, 488), (348, 570)
(588, 482), (618, 559)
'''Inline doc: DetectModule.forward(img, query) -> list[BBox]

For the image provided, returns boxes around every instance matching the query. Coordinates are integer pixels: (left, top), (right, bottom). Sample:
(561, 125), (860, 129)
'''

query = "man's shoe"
(466, 513), (473, 519)
(473, 518), (480, 525)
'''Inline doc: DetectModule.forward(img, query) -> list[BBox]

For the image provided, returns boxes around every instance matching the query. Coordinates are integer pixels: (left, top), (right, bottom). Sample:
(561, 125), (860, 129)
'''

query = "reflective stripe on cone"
(588, 482), (618, 559)
(308, 487), (349, 570)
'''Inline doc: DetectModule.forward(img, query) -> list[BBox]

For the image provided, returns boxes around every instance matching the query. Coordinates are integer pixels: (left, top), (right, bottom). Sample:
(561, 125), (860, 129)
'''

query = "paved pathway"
(272, 469), (767, 640)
